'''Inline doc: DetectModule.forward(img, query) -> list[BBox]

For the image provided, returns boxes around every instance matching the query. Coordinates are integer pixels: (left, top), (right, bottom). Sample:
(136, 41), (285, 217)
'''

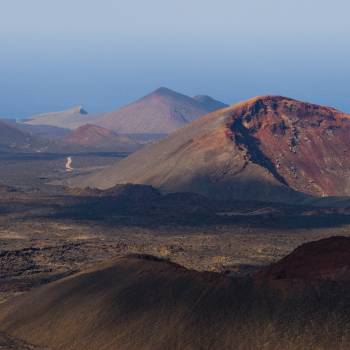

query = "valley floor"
(2, 153), (350, 349)
(2, 193), (350, 303)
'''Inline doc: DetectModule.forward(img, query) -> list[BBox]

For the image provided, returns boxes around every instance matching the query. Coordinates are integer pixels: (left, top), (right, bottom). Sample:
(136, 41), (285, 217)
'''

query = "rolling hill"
(61, 124), (140, 152)
(2, 245), (350, 350)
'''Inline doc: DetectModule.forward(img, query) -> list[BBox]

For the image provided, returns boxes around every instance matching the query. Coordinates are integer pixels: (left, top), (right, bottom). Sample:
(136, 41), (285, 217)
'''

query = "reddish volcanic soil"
(62, 124), (138, 151)
(256, 236), (350, 283)
(229, 96), (350, 197)
(63, 124), (118, 145)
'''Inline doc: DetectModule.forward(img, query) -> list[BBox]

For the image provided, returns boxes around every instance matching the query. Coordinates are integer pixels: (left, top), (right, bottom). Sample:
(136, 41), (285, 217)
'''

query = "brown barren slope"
(3, 252), (350, 349)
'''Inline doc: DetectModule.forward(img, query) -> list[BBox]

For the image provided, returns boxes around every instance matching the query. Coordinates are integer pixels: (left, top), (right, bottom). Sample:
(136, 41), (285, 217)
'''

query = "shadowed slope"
(3, 253), (350, 349)
(0, 255), (240, 350)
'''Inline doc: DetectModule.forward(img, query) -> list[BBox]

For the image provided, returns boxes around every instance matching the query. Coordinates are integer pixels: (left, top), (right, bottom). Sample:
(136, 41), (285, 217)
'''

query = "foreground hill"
(2, 244), (350, 350)
(95, 87), (227, 134)
(24, 106), (99, 129)
(61, 124), (140, 152)
(68, 95), (350, 203)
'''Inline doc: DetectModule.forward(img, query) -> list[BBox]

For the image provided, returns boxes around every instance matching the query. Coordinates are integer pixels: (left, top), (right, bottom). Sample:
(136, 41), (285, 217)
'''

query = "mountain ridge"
(22, 88), (227, 134)
(65, 95), (350, 203)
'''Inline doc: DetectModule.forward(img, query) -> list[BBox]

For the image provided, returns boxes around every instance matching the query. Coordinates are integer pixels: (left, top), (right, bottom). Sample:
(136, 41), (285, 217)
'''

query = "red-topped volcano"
(67, 95), (350, 203)
(228, 95), (350, 197)
(62, 124), (139, 151)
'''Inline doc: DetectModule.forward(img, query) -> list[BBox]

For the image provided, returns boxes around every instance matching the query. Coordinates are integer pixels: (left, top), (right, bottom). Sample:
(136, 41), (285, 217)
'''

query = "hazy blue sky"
(1, 0), (349, 118)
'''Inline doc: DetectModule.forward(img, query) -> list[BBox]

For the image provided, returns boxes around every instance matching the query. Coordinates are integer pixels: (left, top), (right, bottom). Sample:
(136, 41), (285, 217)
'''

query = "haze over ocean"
(1, 0), (349, 118)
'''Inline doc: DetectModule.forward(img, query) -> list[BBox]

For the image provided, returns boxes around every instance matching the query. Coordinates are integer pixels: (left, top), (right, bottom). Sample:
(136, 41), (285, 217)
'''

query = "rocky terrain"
(2, 95), (350, 349)
(1, 174), (350, 305)
(229, 96), (350, 197)
(3, 240), (350, 350)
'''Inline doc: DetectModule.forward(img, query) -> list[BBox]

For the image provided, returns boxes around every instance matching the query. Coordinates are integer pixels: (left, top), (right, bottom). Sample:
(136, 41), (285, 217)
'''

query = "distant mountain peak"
(22, 89), (226, 134)
(64, 106), (88, 115)
(146, 87), (192, 101)
(152, 87), (176, 95)
(96, 87), (218, 134)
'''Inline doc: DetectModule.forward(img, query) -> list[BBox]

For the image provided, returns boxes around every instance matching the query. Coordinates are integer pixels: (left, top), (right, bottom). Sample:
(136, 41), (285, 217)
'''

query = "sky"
(0, 0), (349, 118)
